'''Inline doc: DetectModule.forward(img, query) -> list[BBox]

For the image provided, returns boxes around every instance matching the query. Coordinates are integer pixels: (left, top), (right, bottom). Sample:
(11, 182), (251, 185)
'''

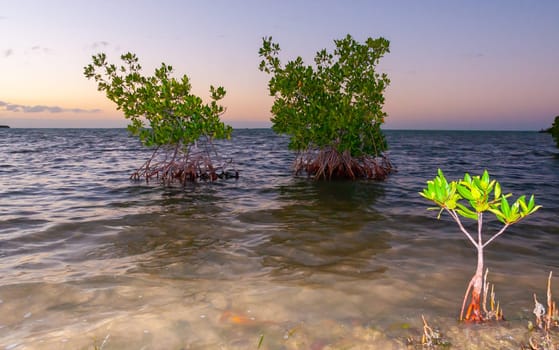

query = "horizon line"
(0, 126), (545, 132)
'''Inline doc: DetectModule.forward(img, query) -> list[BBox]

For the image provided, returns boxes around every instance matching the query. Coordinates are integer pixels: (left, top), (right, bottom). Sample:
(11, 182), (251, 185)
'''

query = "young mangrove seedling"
(420, 169), (541, 322)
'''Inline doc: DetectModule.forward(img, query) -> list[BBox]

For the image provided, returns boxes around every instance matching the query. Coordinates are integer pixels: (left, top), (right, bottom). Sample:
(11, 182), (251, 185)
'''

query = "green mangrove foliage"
(420, 169), (541, 322)
(551, 116), (559, 148)
(84, 52), (235, 185)
(258, 34), (393, 180)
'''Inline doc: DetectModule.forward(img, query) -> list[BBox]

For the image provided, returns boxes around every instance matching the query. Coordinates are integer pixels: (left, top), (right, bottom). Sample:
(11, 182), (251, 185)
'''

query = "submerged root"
(293, 148), (394, 180)
(130, 141), (237, 186)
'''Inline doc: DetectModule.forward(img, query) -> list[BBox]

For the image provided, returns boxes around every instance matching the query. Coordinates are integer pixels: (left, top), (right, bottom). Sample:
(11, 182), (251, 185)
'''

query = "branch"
(446, 209), (479, 248)
(478, 212), (483, 246)
(482, 224), (510, 249)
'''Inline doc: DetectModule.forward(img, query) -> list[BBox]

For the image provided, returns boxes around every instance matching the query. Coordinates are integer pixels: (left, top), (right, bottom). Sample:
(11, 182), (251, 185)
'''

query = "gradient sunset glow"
(1, 0), (558, 130)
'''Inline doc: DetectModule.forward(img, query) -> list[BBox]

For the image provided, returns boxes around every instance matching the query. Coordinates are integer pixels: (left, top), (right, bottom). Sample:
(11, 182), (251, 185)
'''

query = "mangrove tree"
(551, 116), (559, 148)
(84, 52), (236, 185)
(258, 34), (393, 180)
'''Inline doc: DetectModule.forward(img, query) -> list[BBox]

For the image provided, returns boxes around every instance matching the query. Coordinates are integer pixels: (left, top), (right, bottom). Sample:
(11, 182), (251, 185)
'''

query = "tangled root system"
(131, 140), (237, 186)
(294, 148), (394, 180)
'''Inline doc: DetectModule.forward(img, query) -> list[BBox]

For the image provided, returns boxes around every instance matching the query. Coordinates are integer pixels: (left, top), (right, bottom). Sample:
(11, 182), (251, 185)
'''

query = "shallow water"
(0, 128), (558, 349)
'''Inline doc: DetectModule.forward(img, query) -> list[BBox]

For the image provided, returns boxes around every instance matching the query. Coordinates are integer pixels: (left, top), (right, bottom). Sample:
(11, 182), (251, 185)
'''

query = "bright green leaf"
(494, 182), (501, 200)
(456, 203), (478, 220)
(456, 183), (474, 201)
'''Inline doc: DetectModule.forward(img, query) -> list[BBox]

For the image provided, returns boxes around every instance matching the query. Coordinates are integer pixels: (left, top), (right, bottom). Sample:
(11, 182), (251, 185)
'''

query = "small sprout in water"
(420, 169), (541, 322)
(533, 293), (546, 329)
(521, 272), (559, 350)
(406, 315), (451, 349)
(421, 315), (441, 347)
(532, 271), (558, 331)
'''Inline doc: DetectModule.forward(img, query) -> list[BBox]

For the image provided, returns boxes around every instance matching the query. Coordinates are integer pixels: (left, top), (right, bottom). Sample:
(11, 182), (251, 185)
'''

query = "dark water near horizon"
(0, 128), (558, 349)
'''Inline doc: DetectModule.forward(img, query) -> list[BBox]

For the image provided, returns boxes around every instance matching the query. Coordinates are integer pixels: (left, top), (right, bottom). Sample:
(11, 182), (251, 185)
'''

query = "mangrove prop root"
(464, 289), (484, 322)
(546, 271), (558, 330)
(460, 277), (475, 322)
(293, 148), (394, 180)
(130, 141), (238, 186)
(461, 269), (504, 323)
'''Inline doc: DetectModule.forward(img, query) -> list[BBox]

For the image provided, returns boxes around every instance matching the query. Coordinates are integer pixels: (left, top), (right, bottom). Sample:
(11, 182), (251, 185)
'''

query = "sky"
(1, 0), (558, 130)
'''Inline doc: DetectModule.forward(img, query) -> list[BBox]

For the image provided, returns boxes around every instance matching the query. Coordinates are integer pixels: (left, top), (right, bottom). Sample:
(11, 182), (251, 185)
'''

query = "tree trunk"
(464, 246), (484, 322)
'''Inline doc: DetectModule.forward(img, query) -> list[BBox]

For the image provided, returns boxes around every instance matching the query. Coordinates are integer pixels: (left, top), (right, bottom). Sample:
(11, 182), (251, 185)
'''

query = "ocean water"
(0, 128), (558, 349)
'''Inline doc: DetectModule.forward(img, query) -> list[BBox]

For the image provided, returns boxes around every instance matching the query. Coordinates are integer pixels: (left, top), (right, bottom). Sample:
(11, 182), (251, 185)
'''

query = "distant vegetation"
(84, 52), (236, 185)
(551, 116), (559, 148)
(259, 34), (394, 180)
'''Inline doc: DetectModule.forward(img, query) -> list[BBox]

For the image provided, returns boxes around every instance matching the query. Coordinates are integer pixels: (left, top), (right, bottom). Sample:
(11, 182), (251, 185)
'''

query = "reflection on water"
(0, 128), (558, 349)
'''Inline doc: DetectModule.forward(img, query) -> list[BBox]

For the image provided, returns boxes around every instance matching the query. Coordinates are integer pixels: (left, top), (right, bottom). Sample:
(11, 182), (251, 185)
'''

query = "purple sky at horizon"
(1, 0), (558, 130)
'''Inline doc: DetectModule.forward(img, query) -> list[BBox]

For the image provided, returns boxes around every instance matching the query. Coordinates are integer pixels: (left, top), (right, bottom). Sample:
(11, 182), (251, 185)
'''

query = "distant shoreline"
(0, 126), (544, 132)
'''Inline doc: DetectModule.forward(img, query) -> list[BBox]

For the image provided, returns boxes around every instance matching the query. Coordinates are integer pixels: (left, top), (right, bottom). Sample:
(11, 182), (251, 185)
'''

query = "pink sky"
(1, 0), (558, 130)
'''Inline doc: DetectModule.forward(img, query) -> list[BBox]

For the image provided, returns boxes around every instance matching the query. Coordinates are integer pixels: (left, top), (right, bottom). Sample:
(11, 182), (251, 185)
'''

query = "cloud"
(462, 52), (485, 59)
(94, 41), (109, 48)
(89, 41), (110, 50)
(27, 45), (51, 55)
(0, 101), (100, 114)
(3, 46), (51, 58)
(87, 41), (123, 53)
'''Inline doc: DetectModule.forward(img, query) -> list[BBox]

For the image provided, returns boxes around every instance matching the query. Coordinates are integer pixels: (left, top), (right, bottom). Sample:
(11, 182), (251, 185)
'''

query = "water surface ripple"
(0, 128), (558, 349)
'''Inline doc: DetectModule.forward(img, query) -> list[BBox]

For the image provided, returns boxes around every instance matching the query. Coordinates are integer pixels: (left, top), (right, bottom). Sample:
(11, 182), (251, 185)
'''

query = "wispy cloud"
(25, 45), (51, 56)
(87, 41), (122, 53)
(30, 45), (51, 54)
(0, 101), (100, 114)
(2, 46), (52, 58)
(91, 41), (110, 49)
(462, 52), (485, 59)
